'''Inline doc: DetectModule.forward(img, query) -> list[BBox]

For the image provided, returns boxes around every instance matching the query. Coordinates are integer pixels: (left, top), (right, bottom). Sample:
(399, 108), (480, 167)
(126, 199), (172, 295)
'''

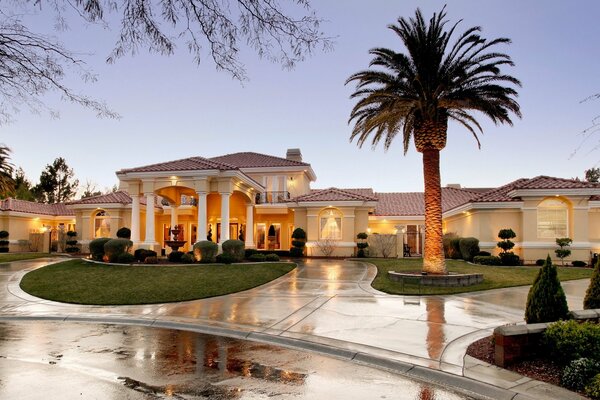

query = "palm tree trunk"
(422, 148), (447, 274)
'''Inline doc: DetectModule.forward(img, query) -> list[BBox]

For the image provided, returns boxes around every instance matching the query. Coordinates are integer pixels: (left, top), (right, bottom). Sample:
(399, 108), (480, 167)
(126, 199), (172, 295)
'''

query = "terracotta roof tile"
(0, 198), (74, 216)
(210, 152), (310, 168)
(118, 156), (237, 174)
(294, 187), (378, 202)
(373, 187), (478, 216)
(67, 191), (161, 207)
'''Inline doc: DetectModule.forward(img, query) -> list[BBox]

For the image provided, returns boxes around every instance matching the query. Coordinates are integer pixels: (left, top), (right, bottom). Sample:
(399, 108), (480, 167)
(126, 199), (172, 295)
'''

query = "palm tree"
(0, 145), (14, 198)
(346, 7), (521, 274)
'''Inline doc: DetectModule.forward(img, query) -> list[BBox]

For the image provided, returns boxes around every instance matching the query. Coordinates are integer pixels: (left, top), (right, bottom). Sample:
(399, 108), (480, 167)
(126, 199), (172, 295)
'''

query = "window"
(268, 223), (281, 250)
(537, 198), (568, 238)
(94, 210), (110, 238)
(256, 223), (266, 250)
(319, 209), (342, 240)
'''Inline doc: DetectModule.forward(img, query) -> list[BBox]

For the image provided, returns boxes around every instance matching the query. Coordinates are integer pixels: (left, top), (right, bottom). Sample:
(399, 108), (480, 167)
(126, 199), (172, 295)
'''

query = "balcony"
(255, 191), (290, 204)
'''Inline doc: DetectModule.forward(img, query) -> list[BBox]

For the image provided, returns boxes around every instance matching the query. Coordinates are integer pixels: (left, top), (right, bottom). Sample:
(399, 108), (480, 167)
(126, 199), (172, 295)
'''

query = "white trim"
(292, 200), (377, 208)
(443, 201), (523, 218)
(305, 241), (356, 248)
(370, 215), (423, 221)
(240, 166), (317, 182)
(508, 188), (600, 198)
(589, 201), (600, 208)
(0, 210), (76, 220)
(519, 241), (592, 249)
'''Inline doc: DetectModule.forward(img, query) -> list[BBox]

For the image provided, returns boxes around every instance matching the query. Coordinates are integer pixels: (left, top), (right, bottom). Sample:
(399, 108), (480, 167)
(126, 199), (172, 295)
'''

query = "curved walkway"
(0, 257), (588, 400)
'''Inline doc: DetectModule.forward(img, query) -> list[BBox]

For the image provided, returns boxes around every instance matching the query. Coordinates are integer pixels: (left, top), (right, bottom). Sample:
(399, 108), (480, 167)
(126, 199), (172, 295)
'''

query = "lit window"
(319, 209), (342, 240)
(94, 210), (111, 238)
(537, 198), (568, 238)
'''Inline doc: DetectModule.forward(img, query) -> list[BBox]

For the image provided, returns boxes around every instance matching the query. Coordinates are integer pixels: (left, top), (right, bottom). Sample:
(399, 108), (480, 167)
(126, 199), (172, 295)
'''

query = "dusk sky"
(4, 1), (600, 194)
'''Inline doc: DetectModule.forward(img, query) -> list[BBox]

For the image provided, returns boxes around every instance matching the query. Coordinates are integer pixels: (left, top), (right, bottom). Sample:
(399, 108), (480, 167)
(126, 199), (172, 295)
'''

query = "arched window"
(319, 208), (342, 240)
(94, 210), (111, 238)
(537, 198), (568, 238)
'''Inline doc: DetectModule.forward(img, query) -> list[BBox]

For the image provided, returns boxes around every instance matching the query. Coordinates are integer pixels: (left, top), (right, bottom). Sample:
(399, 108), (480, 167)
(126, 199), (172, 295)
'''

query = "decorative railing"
(255, 191), (291, 204)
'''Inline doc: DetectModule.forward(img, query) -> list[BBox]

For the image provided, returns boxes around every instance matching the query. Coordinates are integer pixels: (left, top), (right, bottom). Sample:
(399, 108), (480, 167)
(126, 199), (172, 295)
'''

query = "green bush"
(544, 320), (600, 365)
(103, 238), (133, 263)
(245, 249), (259, 259)
(265, 253), (280, 262)
(116, 253), (136, 264)
(0, 240), (10, 246)
(356, 242), (369, 249)
(561, 358), (600, 391)
(572, 260), (588, 267)
(555, 237), (573, 266)
(116, 227), (131, 239)
(356, 232), (368, 240)
(181, 253), (194, 264)
(442, 233), (459, 259)
(585, 259), (600, 309)
(134, 249), (157, 262)
(216, 253), (235, 264)
(291, 240), (305, 248)
(0, 230), (8, 239)
(292, 227), (307, 240)
(66, 240), (78, 246)
(193, 240), (218, 263)
(222, 239), (245, 262)
(144, 256), (158, 264)
(500, 252), (521, 266)
(66, 231), (77, 238)
(168, 251), (184, 263)
(0, 248), (7, 253)
(89, 238), (112, 261)
(459, 237), (480, 261)
(248, 253), (266, 262)
(587, 374), (600, 400)
(497, 228), (516, 254)
(525, 255), (569, 323)
(450, 238), (462, 259)
(290, 247), (303, 257)
(473, 255), (502, 266)
(65, 246), (79, 253)
(477, 251), (491, 257)
(535, 259), (545, 266)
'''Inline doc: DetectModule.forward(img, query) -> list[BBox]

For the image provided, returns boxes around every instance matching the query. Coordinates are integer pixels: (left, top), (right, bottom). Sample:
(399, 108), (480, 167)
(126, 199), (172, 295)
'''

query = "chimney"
(286, 148), (302, 162)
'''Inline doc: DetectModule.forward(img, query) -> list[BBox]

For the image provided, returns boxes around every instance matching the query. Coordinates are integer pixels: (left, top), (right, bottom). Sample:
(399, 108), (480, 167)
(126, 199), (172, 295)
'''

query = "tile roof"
(373, 187), (479, 216)
(0, 198), (74, 216)
(67, 191), (160, 207)
(294, 187), (378, 202)
(118, 156), (237, 174)
(210, 152), (310, 168)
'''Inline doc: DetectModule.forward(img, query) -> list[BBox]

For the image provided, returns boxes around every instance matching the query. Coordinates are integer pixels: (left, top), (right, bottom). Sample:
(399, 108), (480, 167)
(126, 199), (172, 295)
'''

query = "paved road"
(0, 257), (589, 399)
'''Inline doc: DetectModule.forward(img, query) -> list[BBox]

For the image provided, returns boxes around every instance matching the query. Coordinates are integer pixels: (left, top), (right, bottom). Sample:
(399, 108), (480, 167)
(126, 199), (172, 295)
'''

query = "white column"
(220, 192), (231, 243)
(245, 204), (255, 248)
(131, 194), (140, 243)
(170, 204), (178, 239)
(197, 191), (207, 242)
(144, 192), (156, 245)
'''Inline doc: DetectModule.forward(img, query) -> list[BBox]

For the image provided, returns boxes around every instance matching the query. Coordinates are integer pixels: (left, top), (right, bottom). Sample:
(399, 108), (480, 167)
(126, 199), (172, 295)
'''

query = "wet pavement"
(0, 320), (474, 399)
(0, 257), (591, 399)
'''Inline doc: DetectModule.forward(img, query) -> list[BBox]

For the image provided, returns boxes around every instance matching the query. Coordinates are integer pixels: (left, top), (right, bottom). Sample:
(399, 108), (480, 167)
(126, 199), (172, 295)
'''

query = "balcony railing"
(256, 191), (290, 204)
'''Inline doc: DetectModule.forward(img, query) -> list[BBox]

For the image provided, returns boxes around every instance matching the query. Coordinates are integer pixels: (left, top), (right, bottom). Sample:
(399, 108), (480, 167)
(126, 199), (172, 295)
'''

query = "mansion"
(2, 148), (600, 263)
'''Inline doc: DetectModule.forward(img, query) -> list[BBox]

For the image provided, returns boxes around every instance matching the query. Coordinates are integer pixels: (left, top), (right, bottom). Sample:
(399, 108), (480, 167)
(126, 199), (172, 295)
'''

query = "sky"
(3, 0), (600, 194)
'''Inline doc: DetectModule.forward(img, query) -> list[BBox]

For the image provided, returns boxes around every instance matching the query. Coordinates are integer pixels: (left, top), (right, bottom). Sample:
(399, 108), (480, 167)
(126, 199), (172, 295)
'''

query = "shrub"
(497, 228), (516, 254)
(0, 230), (8, 239)
(450, 238), (462, 259)
(66, 230), (77, 237)
(499, 252), (521, 266)
(168, 251), (184, 263)
(0, 240), (10, 246)
(473, 255), (502, 266)
(292, 228), (307, 240)
(265, 253), (280, 262)
(290, 247), (304, 257)
(587, 374), (600, 400)
(134, 249), (157, 262)
(555, 237), (573, 266)
(65, 240), (78, 246)
(89, 238), (112, 261)
(0, 247), (7, 253)
(103, 238), (133, 263)
(535, 259), (545, 266)
(525, 255), (569, 323)
(442, 233), (460, 258)
(544, 320), (600, 365)
(117, 253), (136, 264)
(245, 249), (259, 259)
(193, 240), (218, 263)
(116, 227), (132, 239)
(561, 358), (600, 391)
(248, 253), (266, 262)
(291, 240), (305, 248)
(144, 256), (158, 264)
(222, 239), (245, 262)
(181, 253), (194, 264)
(477, 251), (491, 257)
(356, 232), (368, 240)
(572, 260), (587, 267)
(585, 259), (600, 309)
(216, 253), (235, 264)
(459, 237), (480, 261)
(65, 247), (79, 253)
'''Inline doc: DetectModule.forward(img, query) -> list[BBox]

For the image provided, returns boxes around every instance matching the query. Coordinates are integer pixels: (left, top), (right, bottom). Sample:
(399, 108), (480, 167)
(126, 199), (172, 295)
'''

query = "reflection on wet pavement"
(0, 321), (475, 400)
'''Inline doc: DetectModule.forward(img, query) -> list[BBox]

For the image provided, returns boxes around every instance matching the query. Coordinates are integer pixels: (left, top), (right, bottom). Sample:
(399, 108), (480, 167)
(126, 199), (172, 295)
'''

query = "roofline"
(507, 188), (600, 198)
(291, 200), (377, 208)
(116, 169), (222, 179)
(0, 210), (75, 219)
(443, 201), (524, 218)
(240, 165), (317, 182)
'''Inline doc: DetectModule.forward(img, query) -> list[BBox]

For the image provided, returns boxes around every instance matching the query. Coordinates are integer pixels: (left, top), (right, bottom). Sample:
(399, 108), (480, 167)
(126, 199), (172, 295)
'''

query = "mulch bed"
(466, 336), (562, 387)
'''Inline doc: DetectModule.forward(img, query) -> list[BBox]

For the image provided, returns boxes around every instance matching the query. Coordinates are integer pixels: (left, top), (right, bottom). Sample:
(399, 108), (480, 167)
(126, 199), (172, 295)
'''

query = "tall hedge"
(525, 255), (569, 323)
(585, 258), (600, 309)
(291, 227), (307, 257)
(193, 240), (218, 263)
(459, 237), (480, 261)
(222, 239), (245, 262)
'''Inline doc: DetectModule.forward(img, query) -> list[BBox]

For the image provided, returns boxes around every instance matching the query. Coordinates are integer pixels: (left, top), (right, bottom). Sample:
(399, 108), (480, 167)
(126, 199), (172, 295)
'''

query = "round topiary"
(116, 227), (131, 239)
(180, 253), (195, 264)
(292, 227), (307, 240)
(193, 240), (218, 263)
(103, 238), (133, 263)
(0, 230), (9, 239)
(525, 255), (569, 323)
(134, 248), (157, 262)
(222, 239), (245, 262)
(248, 253), (266, 262)
(89, 237), (112, 261)
(561, 358), (600, 391)
(265, 253), (280, 262)
(66, 231), (77, 237)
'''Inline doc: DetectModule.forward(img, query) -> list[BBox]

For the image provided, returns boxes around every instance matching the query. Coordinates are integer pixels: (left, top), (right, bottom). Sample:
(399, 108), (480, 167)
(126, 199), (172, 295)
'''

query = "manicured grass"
(0, 253), (59, 263)
(367, 258), (593, 295)
(20, 259), (295, 305)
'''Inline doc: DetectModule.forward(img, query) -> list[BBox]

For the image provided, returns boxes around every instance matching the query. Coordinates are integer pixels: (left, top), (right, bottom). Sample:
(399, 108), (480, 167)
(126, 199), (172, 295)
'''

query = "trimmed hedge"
(248, 253), (266, 262)
(265, 253), (280, 262)
(500, 252), (521, 266)
(216, 253), (235, 264)
(168, 251), (184, 263)
(473, 255), (502, 266)
(116, 227), (131, 239)
(134, 249), (157, 262)
(104, 238), (133, 263)
(222, 239), (245, 262)
(245, 249), (259, 259)
(544, 320), (600, 365)
(459, 237), (480, 261)
(0, 230), (8, 239)
(572, 260), (588, 267)
(193, 240), (218, 263)
(181, 253), (194, 264)
(89, 238), (112, 261)
(117, 253), (136, 264)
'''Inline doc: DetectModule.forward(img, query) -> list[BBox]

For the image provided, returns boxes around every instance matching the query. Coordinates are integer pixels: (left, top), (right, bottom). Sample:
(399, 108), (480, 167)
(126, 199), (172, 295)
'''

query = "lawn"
(367, 258), (593, 295)
(20, 259), (295, 305)
(0, 253), (59, 263)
